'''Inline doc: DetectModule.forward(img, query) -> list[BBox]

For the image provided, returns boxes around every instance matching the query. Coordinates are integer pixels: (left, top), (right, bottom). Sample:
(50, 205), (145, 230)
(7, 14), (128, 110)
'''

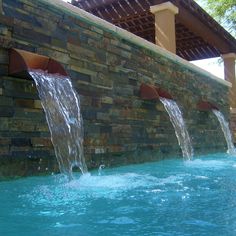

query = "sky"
(191, 58), (224, 79)
(61, 0), (226, 80)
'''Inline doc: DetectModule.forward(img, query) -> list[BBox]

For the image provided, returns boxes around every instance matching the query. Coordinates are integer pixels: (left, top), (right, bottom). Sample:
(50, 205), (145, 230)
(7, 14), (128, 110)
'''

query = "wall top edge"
(150, 2), (179, 15)
(40, 0), (231, 88)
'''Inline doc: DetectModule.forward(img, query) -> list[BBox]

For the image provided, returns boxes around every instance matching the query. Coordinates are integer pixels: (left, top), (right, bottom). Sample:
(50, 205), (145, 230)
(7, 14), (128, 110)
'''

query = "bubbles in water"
(195, 175), (209, 179)
(185, 158), (229, 170)
(110, 217), (136, 225)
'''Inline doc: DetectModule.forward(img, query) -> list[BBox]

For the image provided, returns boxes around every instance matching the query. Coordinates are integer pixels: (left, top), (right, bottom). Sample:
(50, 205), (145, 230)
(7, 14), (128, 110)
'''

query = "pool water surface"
(1, 153), (236, 236)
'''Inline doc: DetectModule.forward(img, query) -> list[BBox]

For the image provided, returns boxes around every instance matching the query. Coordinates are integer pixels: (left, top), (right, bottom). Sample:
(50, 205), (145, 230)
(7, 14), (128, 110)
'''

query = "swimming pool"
(1, 153), (236, 236)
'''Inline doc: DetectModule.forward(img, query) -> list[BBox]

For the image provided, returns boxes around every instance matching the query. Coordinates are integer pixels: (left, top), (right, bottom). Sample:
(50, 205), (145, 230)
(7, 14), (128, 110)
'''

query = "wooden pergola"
(72, 0), (236, 61)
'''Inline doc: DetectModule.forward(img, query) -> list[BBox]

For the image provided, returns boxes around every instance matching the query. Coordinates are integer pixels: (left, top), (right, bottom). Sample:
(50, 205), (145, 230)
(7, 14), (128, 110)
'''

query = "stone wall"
(0, 0), (231, 178)
(230, 111), (236, 143)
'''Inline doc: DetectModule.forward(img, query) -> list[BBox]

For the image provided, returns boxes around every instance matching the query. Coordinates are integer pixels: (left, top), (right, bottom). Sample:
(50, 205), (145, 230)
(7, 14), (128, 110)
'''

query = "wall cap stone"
(231, 108), (236, 114)
(221, 53), (236, 60)
(150, 2), (179, 15)
(40, 0), (231, 88)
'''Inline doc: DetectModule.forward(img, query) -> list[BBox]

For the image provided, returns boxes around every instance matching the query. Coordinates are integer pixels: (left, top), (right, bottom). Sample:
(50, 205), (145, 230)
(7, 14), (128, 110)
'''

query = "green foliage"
(195, 0), (236, 37)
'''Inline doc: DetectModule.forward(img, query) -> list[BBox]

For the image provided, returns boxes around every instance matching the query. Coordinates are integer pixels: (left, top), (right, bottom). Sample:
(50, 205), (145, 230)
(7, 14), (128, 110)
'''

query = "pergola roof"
(72, 0), (236, 61)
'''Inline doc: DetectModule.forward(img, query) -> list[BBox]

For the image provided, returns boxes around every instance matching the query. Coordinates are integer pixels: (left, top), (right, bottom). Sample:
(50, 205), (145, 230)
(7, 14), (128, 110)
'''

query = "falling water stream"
(160, 98), (193, 160)
(30, 69), (88, 179)
(212, 109), (236, 154)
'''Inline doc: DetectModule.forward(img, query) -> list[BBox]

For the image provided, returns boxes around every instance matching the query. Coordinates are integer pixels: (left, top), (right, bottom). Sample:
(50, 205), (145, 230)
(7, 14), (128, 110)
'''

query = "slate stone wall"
(0, 0), (230, 178)
(230, 112), (236, 143)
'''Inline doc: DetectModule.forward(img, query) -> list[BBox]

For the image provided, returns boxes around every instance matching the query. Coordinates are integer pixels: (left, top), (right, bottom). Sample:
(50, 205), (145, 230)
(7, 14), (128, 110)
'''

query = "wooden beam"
(73, 0), (118, 10)
(113, 12), (153, 24)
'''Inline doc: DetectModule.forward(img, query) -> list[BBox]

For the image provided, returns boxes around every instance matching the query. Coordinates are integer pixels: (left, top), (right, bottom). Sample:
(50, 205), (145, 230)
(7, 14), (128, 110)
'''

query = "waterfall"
(160, 98), (193, 160)
(212, 109), (236, 154)
(29, 69), (88, 179)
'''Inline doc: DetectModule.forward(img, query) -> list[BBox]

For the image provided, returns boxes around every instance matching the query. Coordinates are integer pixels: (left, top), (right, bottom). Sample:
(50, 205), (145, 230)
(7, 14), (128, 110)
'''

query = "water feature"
(160, 98), (194, 160)
(212, 109), (236, 154)
(29, 69), (88, 178)
(1, 153), (236, 236)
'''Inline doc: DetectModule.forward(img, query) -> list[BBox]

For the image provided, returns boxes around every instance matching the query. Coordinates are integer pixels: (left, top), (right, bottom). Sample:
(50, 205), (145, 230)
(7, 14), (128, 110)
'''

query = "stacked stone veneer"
(230, 111), (236, 143)
(0, 0), (231, 178)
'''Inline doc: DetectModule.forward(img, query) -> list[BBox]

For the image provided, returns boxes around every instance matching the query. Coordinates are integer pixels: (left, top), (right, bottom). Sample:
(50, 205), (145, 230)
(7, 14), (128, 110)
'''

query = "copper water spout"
(140, 83), (159, 100)
(9, 48), (68, 79)
(197, 101), (219, 111)
(140, 83), (173, 100)
(155, 87), (173, 100)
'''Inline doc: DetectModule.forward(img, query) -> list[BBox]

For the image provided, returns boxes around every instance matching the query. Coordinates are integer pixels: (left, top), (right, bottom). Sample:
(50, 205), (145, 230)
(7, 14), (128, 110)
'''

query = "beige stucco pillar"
(150, 2), (179, 54)
(222, 53), (236, 108)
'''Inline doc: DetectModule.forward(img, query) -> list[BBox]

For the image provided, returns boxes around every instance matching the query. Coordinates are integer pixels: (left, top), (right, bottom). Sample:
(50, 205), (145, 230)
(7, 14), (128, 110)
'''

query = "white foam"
(66, 172), (158, 191)
(184, 159), (229, 170)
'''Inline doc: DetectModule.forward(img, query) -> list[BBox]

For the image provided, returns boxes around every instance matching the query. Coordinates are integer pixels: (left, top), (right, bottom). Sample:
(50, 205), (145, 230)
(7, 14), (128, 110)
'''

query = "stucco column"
(150, 2), (179, 54)
(222, 53), (236, 108)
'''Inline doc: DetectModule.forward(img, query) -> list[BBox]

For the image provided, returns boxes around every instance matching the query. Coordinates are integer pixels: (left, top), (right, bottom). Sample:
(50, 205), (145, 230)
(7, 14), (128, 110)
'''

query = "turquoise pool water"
(1, 153), (236, 236)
